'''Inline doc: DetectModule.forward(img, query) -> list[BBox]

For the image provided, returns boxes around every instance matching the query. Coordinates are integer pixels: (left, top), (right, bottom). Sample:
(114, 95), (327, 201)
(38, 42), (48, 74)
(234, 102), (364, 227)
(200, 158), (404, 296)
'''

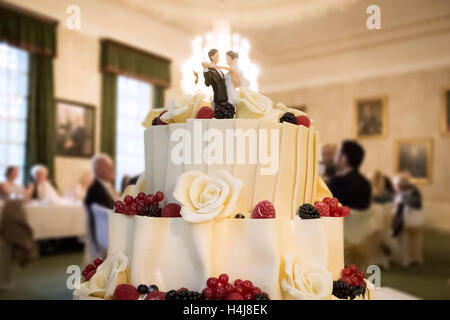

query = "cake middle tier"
(144, 119), (322, 219)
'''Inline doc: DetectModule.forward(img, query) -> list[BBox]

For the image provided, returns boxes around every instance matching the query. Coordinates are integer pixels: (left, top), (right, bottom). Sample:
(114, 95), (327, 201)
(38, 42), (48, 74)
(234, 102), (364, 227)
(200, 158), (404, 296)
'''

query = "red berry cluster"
(114, 191), (165, 215)
(251, 200), (276, 219)
(81, 258), (103, 282)
(314, 197), (350, 217)
(202, 274), (267, 300)
(341, 264), (366, 287)
(296, 115), (310, 128)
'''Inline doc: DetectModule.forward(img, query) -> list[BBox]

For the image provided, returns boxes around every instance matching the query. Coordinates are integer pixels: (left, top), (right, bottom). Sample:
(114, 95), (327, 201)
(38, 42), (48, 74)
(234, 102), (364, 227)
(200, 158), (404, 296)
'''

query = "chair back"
(90, 204), (109, 250)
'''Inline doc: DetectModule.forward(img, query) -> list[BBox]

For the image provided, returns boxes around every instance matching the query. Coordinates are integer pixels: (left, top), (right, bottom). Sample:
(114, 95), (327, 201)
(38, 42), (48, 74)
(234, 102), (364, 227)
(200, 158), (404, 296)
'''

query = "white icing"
(151, 125), (169, 196)
(164, 123), (186, 204)
(205, 119), (234, 176)
(304, 127), (315, 203)
(292, 126), (309, 217)
(130, 217), (212, 292)
(291, 218), (328, 268)
(144, 128), (155, 194)
(107, 211), (135, 259)
(321, 217), (344, 280)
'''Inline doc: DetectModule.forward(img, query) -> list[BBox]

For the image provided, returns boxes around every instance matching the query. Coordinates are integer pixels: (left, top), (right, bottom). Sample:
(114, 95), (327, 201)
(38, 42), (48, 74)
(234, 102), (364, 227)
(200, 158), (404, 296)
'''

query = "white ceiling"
(105, 0), (450, 65)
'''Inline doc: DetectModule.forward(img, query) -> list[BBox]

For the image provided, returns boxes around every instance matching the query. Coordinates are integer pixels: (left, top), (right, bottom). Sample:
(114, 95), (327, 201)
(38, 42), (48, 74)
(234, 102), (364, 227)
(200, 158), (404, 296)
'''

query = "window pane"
(0, 42), (29, 184)
(115, 75), (152, 191)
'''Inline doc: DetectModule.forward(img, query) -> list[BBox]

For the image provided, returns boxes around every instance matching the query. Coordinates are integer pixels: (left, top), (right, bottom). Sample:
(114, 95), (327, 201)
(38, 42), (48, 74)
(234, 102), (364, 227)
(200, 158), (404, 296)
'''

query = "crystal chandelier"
(181, 22), (259, 100)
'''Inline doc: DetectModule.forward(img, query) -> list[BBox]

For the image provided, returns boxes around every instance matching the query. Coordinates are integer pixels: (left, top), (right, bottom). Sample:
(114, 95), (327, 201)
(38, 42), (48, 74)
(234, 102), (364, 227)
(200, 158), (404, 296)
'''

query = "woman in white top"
(30, 164), (60, 202)
(0, 166), (33, 200)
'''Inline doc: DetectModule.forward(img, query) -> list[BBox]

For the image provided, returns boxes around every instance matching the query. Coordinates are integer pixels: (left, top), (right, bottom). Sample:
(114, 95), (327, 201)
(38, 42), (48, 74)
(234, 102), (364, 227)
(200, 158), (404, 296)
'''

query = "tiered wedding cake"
(74, 88), (374, 301)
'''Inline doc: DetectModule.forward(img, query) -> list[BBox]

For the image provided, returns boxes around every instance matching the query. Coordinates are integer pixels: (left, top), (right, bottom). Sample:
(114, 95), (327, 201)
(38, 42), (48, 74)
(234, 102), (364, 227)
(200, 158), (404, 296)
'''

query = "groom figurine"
(203, 49), (228, 106)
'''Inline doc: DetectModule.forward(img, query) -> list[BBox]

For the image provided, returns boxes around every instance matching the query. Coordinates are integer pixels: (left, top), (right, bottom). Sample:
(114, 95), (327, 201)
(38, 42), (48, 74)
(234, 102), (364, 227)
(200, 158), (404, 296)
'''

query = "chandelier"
(181, 22), (259, 99)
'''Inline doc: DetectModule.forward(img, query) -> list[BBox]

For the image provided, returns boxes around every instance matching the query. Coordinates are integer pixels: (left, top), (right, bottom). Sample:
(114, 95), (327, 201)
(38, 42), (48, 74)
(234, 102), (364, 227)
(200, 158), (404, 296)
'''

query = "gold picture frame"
(394, 138), (433, 184)
(354, 96), (388, 139)
(442, 87), (450, 136)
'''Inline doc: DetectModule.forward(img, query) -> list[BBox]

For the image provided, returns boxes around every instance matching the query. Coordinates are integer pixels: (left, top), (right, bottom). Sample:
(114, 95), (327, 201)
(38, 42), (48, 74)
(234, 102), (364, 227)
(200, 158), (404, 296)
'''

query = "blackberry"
(253, 293), (270, 300)
(235, 213), (245, 219)
(152, 117), (158, 126)
(141, 205), (162, 217)
(214, 102), (235, 119)
(137, 284), (149, 294)
(149, 284), (159, 292)
(350, 285), (366, 299)
(332, 280), (351, 299)
(166, 290), (177, 300)
(298, 204), (320, 219)
(279, 112), (297, 125)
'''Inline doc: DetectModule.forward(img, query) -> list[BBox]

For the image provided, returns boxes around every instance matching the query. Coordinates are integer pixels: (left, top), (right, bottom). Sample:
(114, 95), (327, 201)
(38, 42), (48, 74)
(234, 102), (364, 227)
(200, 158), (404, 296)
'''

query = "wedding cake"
(74, 87), (374, 301)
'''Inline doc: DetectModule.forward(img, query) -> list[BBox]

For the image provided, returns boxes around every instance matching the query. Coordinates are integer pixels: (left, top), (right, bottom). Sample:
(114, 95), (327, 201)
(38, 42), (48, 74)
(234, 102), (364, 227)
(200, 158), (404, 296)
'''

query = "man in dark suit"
(327, 141), (372, 210)
(203, 48), (228, 106)
(84, 154), (116, 254)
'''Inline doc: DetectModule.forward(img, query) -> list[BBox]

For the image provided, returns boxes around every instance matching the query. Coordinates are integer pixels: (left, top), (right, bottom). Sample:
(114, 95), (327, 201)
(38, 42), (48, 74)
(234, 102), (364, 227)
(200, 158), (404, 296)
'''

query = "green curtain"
(100, 73), (118, 160)
(0, 6), (56, 57)
(25, 54), (56, 183)
(152, 85), (165, 109)
(101, 40), (170, 88)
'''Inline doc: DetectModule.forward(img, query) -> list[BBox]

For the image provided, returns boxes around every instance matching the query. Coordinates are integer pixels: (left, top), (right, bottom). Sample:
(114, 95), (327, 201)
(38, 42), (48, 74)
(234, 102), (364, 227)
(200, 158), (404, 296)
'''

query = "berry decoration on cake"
(251, 200), (276, 219)
(214, 102), (235, 119)
(165, 289), (203, 301)
(113, 284), (139, 300)
(234, 213), (245, 219)
(137, 284), (149, 294)
(81, 258), (103, 282)
(201, 274), (270, 300)
(196, 106), (215, 119)
(141, 205), (162, 217)
(314, 202), (330, 217)
(298, 204), (320, 219)
(311, 197), (351, 217)
(296, 115), (310, 128)
(145, 290), (166, 300)
(332, 265), (367, 300)
(162, 203), (181, 217)
(279, 112), (297, 125)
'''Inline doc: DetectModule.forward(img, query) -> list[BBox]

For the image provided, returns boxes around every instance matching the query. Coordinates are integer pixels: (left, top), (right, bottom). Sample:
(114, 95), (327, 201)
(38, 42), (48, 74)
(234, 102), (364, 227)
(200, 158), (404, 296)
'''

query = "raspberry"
(218, 274), (229, 285)
(279, 112), (297, 125)
(124, 195), (134, 205)
(233, 286), (244, 295)
(243, 293), (252, 300)
(315, 202), (330, 217)
(145, 291), (166, 300)
(328, 198), (339, 216)
(84, 264), (95, 273)
(84, 269), (96, 282)
(338, 206), (350, 217)
(207, 277), (219, 289)
(196, 106), (215, 119)
(251, 201), (276, 219)
(346, 275), (360, 287)
(162, 203), (181, 218)
(113, 284), (139, 300)
(298, 204), (320, 219)
(155, 191), (165, 202)
(224, 283), (234, 294)
(234, 279), (243, 287)
(296, 115), (310, 128)
(252, 287), (262, 296)
(341, 268), (352, 278)
(202, 287), (214, 300)
(323, 197), (332, 204)
(214, 286), (225, 300)
(225, 292), (244, 300)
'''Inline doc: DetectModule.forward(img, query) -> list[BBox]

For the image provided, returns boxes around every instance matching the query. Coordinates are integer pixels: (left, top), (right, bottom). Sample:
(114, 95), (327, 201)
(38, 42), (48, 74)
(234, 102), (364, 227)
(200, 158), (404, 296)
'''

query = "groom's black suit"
(204, 68), (228, 105)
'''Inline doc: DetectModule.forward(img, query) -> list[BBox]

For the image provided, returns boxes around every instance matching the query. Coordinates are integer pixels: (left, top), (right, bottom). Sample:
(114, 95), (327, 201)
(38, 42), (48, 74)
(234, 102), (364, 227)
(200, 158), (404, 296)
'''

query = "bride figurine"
(203, 50), (250, 105)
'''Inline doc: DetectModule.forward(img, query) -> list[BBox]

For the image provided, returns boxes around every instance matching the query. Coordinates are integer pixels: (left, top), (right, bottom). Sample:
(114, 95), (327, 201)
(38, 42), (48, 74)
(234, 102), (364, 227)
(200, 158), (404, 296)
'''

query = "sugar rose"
(236, 88), (273, 119)
(160, 94), (209, 123)
(173, 170), (242, 223)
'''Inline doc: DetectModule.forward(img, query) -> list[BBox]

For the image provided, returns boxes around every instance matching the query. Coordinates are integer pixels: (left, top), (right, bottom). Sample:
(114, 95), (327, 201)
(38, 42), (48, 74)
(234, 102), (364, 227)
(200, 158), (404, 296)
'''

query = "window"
(115, 75), (152, 190)
(0, 43), (29, 183)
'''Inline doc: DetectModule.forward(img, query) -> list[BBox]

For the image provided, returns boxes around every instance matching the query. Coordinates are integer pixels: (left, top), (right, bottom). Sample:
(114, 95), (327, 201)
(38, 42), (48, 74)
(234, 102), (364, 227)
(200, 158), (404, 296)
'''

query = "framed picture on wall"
(395, 138), (433, 184)
(354, 97), (388, 138)
(442, 88), (450, 136)
(56, 99), (95, 158)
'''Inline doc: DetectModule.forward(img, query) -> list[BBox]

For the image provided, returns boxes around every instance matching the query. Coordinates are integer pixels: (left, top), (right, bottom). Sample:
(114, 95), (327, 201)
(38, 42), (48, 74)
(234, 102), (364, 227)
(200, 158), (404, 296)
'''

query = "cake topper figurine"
(202, 49), (250, 107)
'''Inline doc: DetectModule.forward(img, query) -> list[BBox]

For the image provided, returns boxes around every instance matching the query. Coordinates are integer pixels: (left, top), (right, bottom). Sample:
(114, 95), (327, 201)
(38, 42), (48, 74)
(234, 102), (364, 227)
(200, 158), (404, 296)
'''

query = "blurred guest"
(392, 172), (424, 266)
(328, 140), (371, 210)
(64, 170), (92, 202)
(319, 144), (337, 183)
(0, 166), (33, 200)
(370, 170), (394, 204)
(30, 165), (60, 201)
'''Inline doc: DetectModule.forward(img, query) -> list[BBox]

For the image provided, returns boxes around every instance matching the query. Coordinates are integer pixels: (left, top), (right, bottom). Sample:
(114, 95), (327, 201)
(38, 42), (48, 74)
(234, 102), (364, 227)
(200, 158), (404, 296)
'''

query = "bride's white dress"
(225, 67), (250, 105)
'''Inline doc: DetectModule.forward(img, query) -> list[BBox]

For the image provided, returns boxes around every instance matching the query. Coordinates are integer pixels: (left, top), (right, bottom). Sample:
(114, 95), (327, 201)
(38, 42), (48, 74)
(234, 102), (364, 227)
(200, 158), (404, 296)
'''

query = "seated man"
(0, 166), (32, 200)
(84, 154), (117, 251)
(30, 164), (60, 201)
(327, 140), (371, 210)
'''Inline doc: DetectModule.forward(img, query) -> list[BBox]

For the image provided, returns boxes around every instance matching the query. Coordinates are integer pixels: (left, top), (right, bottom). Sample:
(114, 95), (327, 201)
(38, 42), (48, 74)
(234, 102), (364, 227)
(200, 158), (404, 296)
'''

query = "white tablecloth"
(0, 200), (86, 240)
